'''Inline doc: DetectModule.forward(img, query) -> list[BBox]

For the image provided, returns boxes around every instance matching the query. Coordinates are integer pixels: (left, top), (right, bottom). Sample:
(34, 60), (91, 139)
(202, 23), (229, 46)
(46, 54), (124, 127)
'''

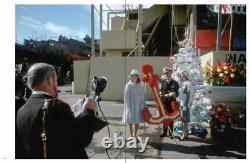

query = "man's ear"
(47, 75), (54, 87)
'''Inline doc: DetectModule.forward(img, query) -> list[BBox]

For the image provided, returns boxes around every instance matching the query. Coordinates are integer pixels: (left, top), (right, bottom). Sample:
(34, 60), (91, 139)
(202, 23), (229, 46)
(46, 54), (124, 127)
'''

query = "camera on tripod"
(91, 76), (107, 102)
(71, 76), (108, 132)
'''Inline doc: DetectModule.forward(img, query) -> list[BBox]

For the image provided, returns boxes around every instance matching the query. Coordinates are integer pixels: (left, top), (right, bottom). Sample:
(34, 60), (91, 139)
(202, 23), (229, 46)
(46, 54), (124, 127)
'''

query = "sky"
(15, 4), (152, 44)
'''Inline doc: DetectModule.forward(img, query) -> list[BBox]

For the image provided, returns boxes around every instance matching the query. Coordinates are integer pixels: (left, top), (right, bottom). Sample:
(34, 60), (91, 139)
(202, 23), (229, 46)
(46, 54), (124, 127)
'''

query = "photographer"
(16, 63), (97, 159)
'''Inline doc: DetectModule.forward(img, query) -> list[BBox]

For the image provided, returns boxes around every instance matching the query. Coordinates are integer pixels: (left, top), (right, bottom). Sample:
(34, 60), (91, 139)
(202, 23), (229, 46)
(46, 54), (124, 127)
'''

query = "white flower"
(230, 73), (235, 78)
(223, 66), (228, 70)
(231, 68), (236, 72)
(219, 73), (224, 77)
(224, 71), (228, 74)
(217, 68), (222, 72)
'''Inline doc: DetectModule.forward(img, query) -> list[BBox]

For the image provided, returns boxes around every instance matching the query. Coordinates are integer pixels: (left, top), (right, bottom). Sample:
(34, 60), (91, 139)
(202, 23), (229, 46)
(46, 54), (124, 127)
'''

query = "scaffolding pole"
(138, 4), (143, 56)
(216, 5), (222, 51)
(100, 4), (103, 56)
(229, 11), (234, 51)
(91, 4), (95, 56)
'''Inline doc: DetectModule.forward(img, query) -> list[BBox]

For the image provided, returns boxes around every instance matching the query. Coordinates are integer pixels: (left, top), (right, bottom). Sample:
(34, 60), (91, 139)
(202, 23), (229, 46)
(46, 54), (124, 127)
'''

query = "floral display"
(203, 61), (246, 86)
(171, 35), (245, 140)
(208, 103), (233, 140)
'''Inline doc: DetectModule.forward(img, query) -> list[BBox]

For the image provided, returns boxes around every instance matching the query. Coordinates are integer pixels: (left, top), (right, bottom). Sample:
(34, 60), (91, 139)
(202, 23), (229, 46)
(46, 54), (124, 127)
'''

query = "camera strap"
(41, 99), (53, 159)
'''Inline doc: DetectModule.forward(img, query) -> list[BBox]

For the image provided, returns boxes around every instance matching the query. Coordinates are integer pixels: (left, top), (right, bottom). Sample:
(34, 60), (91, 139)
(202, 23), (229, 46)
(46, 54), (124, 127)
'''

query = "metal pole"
(107, 13), (110, 31)
(138, 4), (143, 56)
(216, 5), (222, 51)
(100, 4), (103, 56)
(170, 5), (173, 56)
(229, 10), (233, 51)
(91, 4), (95, 56)
(191, 5), (197, 45)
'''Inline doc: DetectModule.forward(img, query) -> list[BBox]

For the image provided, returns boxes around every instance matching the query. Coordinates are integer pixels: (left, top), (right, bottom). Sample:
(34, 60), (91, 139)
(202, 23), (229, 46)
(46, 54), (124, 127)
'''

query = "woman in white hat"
(178, 71), (195, 140)
(122, 69), (145, 141)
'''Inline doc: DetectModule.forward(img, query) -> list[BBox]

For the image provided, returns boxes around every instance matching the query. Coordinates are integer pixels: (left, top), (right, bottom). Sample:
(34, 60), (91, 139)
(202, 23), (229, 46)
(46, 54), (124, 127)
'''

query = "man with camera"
(16, 63), (98, 159)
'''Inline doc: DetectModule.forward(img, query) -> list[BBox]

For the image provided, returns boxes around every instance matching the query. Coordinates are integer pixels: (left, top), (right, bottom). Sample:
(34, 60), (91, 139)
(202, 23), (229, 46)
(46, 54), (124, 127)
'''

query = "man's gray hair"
(27, 63), (56, 89)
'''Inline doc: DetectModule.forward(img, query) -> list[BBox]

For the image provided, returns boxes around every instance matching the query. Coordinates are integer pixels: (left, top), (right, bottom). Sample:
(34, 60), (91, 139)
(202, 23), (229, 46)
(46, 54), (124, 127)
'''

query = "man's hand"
(164, 92), (176, 98)
(82, 97), (97, 112)
(169, 92), (176, 98)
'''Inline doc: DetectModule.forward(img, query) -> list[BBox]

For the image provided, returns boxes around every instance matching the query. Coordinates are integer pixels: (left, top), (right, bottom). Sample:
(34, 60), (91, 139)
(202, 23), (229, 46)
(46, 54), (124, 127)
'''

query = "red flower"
(221, 75), (230, 83)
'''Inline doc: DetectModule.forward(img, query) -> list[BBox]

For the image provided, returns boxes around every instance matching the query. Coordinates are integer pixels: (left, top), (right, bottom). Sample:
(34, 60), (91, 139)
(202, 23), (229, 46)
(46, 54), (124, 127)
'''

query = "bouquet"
(203, 61), (245, 86)
(209, 103), (232, 139)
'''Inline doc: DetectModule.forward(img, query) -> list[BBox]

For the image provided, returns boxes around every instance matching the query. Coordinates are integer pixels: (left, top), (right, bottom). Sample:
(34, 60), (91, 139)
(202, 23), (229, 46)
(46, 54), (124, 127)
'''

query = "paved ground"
(58, 84), (246, 159)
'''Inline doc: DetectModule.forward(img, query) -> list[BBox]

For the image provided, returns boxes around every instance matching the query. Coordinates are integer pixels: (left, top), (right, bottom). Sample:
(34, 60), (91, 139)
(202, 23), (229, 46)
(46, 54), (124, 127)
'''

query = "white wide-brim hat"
(129, 69), (140, 77)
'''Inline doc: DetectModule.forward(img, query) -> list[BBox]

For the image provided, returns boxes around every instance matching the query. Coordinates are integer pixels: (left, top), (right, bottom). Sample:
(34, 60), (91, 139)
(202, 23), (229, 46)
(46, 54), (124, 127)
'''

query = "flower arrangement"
(202, 61), (246, 86)
(209, 103), (246, 142)
(209, 103), (232, 138)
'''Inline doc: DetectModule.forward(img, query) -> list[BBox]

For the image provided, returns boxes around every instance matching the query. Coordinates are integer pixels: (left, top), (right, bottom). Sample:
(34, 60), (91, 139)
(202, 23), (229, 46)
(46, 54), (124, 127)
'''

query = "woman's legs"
(180, 122), (188, 140)
(134, 124), (139, 136)
(134, 124), (139, 142)
(128, 124), (134, 137)
(184, 123), (188, 136)
(180, 108), (190, 140)
(128, 123), (140, 141)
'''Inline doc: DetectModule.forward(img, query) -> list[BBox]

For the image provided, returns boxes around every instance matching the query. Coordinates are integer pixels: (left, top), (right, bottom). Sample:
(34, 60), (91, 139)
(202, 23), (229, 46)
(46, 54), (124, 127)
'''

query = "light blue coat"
(122, 80), (145, 124)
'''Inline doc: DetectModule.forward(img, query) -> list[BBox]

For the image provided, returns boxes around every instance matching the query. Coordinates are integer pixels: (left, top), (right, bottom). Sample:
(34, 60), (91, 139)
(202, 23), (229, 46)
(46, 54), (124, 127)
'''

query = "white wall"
(90, 57), (126, 101)
(73, 60), (90, 94)
(111, 17), (125, 31)
(101, 30), (136, 50)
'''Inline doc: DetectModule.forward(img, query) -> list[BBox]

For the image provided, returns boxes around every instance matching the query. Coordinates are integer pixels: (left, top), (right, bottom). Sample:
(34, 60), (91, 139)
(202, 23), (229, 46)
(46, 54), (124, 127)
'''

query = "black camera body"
(90, 76), (108, 131)
(91, 76), (107, 102)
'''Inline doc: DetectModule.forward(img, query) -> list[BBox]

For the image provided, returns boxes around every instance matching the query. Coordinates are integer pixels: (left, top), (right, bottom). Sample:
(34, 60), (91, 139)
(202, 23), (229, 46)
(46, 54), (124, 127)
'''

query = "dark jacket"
(159, 78), (179, 113)
(159, 78), (179, 98)
(15, 97), (27, 159)
(16, 94), (97, 159)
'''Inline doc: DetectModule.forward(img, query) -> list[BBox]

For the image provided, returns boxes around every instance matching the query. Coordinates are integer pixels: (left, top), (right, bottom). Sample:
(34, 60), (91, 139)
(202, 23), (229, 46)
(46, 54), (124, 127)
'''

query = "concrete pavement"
(58, 84), (246, 159)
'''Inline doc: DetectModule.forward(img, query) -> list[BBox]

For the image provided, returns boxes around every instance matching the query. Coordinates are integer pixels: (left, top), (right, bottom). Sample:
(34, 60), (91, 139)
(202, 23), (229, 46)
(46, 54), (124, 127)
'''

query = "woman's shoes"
(179, 134), (188, 141)
(168, 134), (174, 139)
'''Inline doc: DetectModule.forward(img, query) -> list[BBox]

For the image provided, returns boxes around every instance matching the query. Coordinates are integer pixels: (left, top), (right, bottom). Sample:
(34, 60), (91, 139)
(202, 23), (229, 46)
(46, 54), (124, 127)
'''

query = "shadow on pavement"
(148, 136), (246, 159)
